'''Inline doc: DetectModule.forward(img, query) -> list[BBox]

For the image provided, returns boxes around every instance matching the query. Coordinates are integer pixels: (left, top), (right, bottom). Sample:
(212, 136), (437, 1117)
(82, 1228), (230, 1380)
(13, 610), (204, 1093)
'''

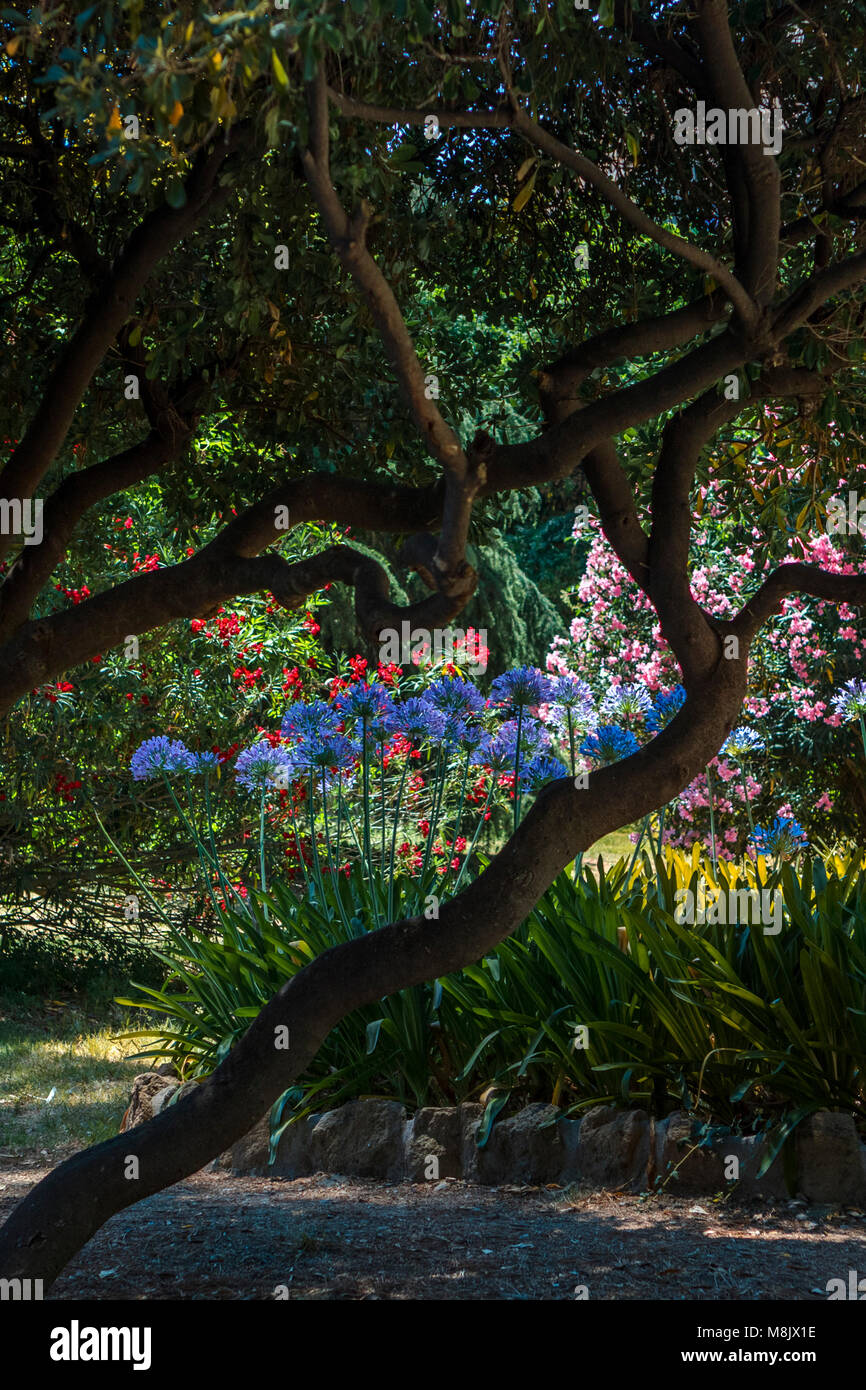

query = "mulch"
(2, 1163), (865, 1300)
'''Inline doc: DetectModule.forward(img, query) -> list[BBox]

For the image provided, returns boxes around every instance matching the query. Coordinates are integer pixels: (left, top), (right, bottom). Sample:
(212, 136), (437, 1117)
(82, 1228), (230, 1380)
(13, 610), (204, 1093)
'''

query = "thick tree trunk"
(0, 668), (745, 1287)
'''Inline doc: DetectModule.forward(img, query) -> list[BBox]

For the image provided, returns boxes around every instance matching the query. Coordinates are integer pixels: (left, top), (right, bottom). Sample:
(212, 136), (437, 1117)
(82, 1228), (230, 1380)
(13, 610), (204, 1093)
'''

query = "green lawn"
(0, 992), (156, 1159)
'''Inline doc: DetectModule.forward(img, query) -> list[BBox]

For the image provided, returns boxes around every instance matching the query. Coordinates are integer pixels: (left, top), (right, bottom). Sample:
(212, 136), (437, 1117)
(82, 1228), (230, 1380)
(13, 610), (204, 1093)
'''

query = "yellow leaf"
(512, 168), (537, 212)
(626, 131), (639, 166)
(211, 50), (222, 69)
(108, 105), (122, 132)
(516, 156), (536, 183)
(272, 50), (289, 87)
(795, 501), (810, 531)
(5, 36), (21, 56)
(169, 100), (183, 126)
(185, 21), (194, 42)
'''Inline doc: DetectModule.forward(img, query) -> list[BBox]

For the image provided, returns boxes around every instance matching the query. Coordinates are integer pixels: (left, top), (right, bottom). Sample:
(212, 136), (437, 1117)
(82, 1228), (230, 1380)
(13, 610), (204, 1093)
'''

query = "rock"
(795, 1111), (866, 1204)
(458, 1103), (484, 1181)
(120, 1071), (180, 1132)
(557, 1116), (583, 1181)
(477, 1102), (563, 1185)
(230, 1111), (320, 1178)
(309, 1099), (406, 1180)
(658, 1112), (738, 1193)
(406, 1107), (461, 1182)
(574, 1105), (650, 1189)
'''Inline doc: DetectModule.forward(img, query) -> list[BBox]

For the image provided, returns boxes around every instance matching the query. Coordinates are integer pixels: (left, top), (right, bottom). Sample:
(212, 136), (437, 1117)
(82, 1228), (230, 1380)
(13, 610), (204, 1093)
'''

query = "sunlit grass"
(586, 827), (637, 867)
(0, 992), (159, 1158)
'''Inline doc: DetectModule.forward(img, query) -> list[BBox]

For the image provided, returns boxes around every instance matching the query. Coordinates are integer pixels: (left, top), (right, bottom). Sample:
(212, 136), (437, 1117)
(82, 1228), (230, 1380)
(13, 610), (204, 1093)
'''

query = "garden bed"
(125, 1074), (866, 1202)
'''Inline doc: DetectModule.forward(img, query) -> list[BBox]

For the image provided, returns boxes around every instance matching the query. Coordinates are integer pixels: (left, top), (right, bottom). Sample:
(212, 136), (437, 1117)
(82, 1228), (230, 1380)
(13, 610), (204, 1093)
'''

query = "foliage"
(120, 843), (866, 1167)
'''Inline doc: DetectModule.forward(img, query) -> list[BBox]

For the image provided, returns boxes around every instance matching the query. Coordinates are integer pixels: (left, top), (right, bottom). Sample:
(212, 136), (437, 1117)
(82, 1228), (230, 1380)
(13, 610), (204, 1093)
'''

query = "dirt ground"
(1, 1163), (864, 1300)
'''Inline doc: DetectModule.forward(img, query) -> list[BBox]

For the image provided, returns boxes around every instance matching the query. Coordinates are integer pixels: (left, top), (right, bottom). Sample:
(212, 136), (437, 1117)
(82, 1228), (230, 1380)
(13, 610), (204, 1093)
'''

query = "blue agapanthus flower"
(190, 750), (220, 773)
(387, 697), (447, 744)
(234, 741), (297, 791)
(721, 726), (765, 760)
(580, 725), (639, 766)
(831, 678), (866, 721)
(490, 665), (553, 710)
(425, 676), (484, 716)
(450, 720), (486, 754)
(281, 699), (340, 742)
(131, 736), (196, 781)
(519, 754), (570, 790)
(294, 732), (359, 773)
(646, 685), (687, 733)
(751, 816), (808, 860)
(546, 673), (595, 722)
(496, 718), (551, 760)
(335, 681), (394, 723)
(601, 683), (653, 722)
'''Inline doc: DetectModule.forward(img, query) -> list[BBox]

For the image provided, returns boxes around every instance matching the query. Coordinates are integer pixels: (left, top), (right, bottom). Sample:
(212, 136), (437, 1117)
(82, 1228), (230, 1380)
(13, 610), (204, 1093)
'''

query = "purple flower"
(234, 741), (297, 791)
(600, 683), (653, 722)
(425, 676), (484, 716)
(490, 665), (553, 710)
(546, 674), (595, 723)
(721, 726), (764, 760)
(131, 736), (195, 781)
(580, 725), (639, 766)
(190, 750), (220, 773)
(335, 681), (394, 723)
(497, 718), (551, 759)
(751, 816), (808, 860)
(281, 699), (340, 742)
(387, 698), (447, 744)
(520, 754), (570, 790)
(646, 685), (687, 734)
(294, 732), (359, 773)
(831, 678), (866, 721)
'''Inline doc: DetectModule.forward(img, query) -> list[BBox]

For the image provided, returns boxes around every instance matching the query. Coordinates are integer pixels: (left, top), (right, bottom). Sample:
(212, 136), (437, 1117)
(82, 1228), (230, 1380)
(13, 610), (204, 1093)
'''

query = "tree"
(2, 0), (866, 1287)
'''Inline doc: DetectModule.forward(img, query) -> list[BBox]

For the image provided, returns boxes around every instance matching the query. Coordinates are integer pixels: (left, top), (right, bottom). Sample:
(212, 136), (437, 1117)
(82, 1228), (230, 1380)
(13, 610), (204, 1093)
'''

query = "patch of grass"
(0, 991), (160, 1160)
(586, 827), (638, 868)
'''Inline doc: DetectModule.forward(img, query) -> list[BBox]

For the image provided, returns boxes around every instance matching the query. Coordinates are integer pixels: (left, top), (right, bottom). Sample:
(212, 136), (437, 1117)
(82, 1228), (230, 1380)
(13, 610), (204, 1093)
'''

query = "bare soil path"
(2, 1164), (864, 1300)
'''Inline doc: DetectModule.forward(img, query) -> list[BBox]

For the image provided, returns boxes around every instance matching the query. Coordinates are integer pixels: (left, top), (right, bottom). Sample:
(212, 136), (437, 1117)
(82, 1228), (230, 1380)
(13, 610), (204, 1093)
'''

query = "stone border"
(232, 1099), (866, 1202)
(122, 1075), (866, 1200)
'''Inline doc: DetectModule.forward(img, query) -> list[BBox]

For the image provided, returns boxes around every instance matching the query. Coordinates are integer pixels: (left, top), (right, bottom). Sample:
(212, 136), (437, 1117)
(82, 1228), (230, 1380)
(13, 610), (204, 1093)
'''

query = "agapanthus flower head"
(234, 741), (297, 791)
(831, 678), (866, 721)
(451, 720), (486, 753)
(519, 754), (570, 790)
(478, 729), (519, 772)
(425, 676), (484, 716)
(190, 750), (220, 773)
(600, 682), (653, 722)
(497, 718), (551, 760)
(490, 665), (553, 710)
(334, 681), (393, 723)
(440, 714), (470, 747)
(547, 674), (595, 722)
(281, 699), (340, 742)
(580, 725), (639, 766)
(721, 726), (765, 760)
(646, 685), (687, 734)
(131, 736), (195, 781)
(751, 815), (809, 860)
(386, 697), (447, 744)
(295, 731), (359, 774)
